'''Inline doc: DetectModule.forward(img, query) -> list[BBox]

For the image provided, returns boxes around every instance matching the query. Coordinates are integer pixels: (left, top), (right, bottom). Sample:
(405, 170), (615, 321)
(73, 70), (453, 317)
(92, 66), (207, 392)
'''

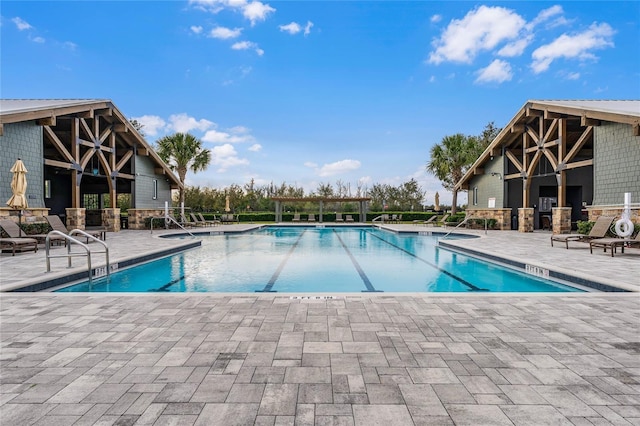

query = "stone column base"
(518, 208), (534, 233)
(102, 208), (121, 232)
(65, 208), (86, 230)
(128, 208), (165, 230)
(552, 207), (572, 234)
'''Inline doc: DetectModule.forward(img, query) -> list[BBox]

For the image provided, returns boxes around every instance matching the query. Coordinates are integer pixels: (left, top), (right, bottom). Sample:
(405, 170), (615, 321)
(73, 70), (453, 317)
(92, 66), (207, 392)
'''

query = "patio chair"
(308, 214), (316, 222)
(345, 215), (354, 223)
(198, 213), (220, 226)
(179, 213), (198, 228)
(0, 220), (38, 255)
(414, 215), (437, 226)
(190, 213), (209, 227)
(589, 231), (640, 257)
(335, 213), (344, 222)
(436, 213), (450, 227)
(45, 215), (104, 243)
(0, 218), (65, 247)
(550, 216), (614, 249)
(292, 213), (301, 222)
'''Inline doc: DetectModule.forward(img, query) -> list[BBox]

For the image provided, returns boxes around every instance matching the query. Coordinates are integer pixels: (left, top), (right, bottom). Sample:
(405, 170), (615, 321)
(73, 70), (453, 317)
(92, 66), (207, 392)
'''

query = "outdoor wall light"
(490, 172), (503, 180)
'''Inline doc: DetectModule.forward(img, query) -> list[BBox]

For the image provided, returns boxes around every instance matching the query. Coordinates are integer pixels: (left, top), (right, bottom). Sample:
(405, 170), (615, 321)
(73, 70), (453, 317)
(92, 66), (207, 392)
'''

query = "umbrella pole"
(18, 210), (23, 236)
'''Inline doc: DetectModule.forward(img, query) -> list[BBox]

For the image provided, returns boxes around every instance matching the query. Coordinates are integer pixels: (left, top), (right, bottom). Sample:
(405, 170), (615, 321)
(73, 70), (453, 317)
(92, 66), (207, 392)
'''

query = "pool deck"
(1, 225), (639, 425)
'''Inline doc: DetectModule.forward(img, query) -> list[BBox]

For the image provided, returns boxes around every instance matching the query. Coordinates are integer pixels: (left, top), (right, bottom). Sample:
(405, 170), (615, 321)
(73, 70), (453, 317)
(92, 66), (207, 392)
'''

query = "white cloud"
(566, 72), (580, 80)
(248, 143), (262, 152)
(189, 0), (275, 25)
(132, 115), (167, 137)
(191, 25), (203, 34)
(497, 35), (533, 57)
(12, 17), (32, 31)
(317, 159), (361, 177)
(304, 162), (318, 168)
(63, 41), (77, 50)
(304, 21), (313, 36)
(231, 40), (263, 55)
(475, 59), (513, 84)
(226, 126), (246, 134)
(531, 22), (615, 73)
(168, 113), (214, 133)
(527, 5), (564, 30)
(209, 26), (242, 39)
(279, 22), (301, 35)
(428, 6), (525, 64)
(430, 14), (442, 24)
(202, 128), (255, 144)
(31, 36), (45, 43)
(210, 143), (249, 172)
(243, 1), (275, 26)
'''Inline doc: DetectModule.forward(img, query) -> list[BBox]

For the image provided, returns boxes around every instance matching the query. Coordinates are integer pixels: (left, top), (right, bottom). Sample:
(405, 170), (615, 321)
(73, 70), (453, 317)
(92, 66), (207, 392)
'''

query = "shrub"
(576, 220), (593, 235)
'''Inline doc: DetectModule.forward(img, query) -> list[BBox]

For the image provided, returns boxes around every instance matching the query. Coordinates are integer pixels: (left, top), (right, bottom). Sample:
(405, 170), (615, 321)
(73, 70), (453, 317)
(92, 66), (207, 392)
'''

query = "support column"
(518, 208), (534, 233)
(102, 208), (121, 232)
(275, 201), (280, 223)
(65, 208), (86, 230)
(319, 201), (323, 223)
(552, 207), (572, 234)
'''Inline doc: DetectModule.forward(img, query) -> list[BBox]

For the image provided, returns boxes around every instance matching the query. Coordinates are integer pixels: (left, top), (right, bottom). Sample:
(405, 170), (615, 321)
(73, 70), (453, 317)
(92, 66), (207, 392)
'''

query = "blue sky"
(2, 1), (639, 205)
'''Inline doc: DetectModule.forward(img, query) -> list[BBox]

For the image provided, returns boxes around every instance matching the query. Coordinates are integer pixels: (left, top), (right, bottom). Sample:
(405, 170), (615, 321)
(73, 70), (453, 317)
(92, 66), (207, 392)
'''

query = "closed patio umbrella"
(225, 195), (231, 212)
(6, 158), (28, 234)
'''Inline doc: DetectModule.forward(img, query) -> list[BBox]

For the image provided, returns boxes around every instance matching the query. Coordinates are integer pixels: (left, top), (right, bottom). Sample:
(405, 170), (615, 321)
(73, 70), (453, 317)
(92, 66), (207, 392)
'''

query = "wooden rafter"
(505, 150), (523, 172)
(115, 150), (134, 172)
(43, 126), (74, 163)
(564, 126), (593, 163)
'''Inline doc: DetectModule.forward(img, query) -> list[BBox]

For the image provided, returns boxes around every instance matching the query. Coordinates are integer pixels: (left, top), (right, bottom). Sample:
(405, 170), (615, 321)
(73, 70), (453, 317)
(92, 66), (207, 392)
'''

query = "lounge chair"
(308, 214), (316, 222)
(0, 218), (64, 246)
(414, 215), (437, 226)
(390, 214), (398, 223)
(345, 215), (354, 223)
(179, 213), (198, 228)
(0, 220), (38, 255)
(190, 213), (209, 227)
(198, 213), (220, 226)
(335, 213), (344, 223)
(550, 216), (614, 249)
(436, 213), (450, 227)
(292, 213), (301, 222)
(589, 231), (640, 257)
(45, 215), (104, 243)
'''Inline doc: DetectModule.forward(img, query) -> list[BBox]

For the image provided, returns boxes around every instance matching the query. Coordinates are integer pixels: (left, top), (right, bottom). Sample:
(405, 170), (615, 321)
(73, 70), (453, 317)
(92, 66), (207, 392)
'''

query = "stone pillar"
(127, 208), (164, 230)
(552, 207), (572, 234)
(102, 208), (121, 232)
(65, 208), (86, 230)
(518, 208), (534, 233)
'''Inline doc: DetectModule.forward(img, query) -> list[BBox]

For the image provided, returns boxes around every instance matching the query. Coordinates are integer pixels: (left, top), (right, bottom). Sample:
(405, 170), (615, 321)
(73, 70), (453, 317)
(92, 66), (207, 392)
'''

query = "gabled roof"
(455, 100), (640, 190)
(0, 99), (181, 188)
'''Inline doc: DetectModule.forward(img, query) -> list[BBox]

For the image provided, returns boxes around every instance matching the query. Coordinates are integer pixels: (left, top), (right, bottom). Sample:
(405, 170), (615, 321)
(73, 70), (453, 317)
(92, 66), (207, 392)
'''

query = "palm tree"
(155, 132), (211, 205)
(426, 133), (474, 215)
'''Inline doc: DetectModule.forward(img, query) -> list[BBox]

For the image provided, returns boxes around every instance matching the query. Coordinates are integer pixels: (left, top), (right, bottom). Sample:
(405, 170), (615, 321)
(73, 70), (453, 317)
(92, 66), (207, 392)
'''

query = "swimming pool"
(56, 227), (581, 293)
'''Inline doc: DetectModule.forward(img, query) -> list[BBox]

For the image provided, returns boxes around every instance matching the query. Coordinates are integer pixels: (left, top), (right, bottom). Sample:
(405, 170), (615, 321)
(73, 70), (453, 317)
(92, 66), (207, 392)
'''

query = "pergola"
(271, 197), (371, 223)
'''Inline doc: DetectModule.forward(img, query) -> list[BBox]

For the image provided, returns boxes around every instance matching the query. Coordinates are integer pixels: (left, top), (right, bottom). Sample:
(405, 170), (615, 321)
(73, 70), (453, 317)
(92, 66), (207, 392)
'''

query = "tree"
(426, 133), (475, 215)
(468, 121), (501, 162)
(129, 119), (145, 137)
(155, 132), (211, 206)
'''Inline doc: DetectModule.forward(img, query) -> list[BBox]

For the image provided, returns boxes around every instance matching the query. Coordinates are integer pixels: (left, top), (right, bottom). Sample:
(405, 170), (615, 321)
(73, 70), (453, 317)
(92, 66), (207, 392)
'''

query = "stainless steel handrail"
(440, 215), (488, 239)
(150, 215), (195, 237)
(45, 230), (110, 283)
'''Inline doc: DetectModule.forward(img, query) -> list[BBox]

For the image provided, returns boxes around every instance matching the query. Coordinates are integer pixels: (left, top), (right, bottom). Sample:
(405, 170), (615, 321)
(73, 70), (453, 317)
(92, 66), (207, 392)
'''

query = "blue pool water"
(56, 227), (580, 293)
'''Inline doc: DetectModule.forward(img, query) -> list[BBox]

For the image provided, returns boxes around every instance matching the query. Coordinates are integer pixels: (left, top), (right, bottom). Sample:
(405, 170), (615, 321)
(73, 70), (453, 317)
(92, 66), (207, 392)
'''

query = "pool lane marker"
(256, 229), (307, 292)
(333, 229), (382, 293)
(365, 230), (488, 292)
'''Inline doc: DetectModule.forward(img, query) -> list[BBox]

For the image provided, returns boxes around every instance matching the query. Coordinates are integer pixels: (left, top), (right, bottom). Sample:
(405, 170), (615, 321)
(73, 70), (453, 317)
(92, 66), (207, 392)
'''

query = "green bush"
(576, 220), (594, 235)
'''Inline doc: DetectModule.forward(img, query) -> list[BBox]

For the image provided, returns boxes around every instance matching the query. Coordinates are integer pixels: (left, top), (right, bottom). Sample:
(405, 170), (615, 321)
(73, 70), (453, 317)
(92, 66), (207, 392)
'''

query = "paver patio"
(1, 225), (639, 425)
(1, 293), (639, 425)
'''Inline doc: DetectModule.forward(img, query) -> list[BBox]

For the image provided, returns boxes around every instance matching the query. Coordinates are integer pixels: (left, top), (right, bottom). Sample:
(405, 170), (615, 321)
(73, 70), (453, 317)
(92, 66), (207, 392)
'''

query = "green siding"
(0, 122), (44, 208)
(593, 122), (640, 205)
(467, 156), (504, 208)
(134, 155), (173, 208)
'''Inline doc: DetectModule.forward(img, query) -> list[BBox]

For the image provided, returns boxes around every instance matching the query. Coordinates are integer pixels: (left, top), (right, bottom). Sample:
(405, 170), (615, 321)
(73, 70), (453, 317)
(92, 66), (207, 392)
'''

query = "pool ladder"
(45, 230), (110, 284)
